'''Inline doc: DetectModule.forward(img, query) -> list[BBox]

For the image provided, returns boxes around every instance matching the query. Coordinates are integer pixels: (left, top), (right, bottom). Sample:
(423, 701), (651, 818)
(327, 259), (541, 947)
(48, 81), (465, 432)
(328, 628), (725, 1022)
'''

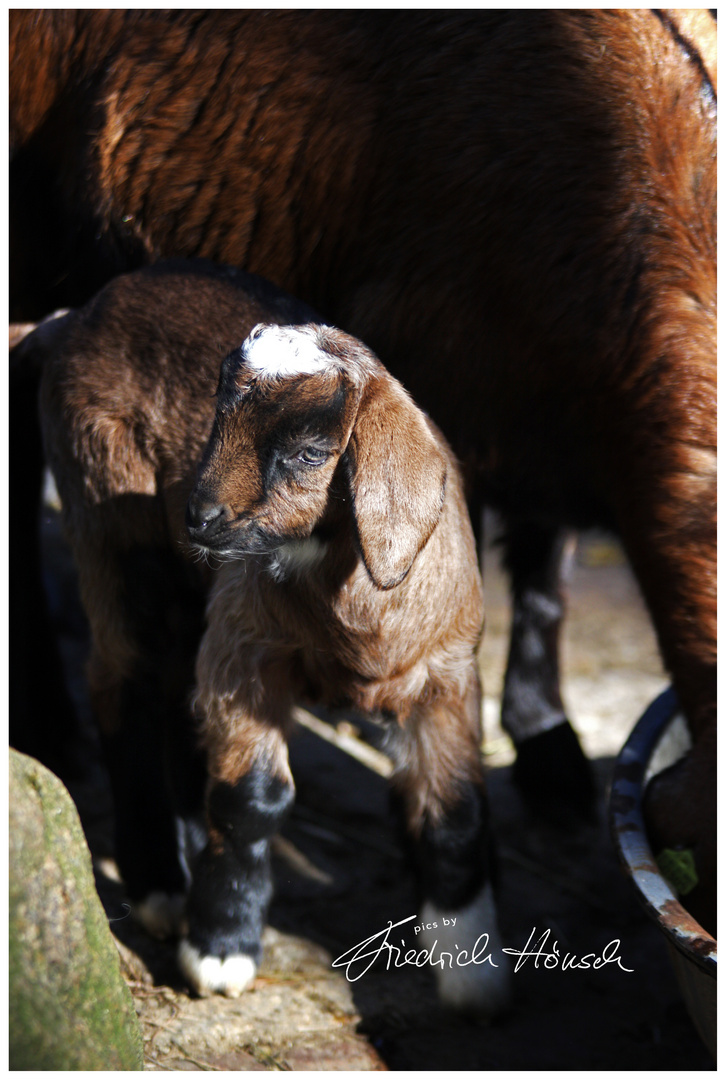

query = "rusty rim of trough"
(609, 686), (716, 977)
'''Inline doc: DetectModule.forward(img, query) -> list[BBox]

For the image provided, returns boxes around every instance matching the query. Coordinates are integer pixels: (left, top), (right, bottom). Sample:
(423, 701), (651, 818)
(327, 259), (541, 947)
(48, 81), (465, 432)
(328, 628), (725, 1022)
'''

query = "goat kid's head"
(186, 324), (448, 589)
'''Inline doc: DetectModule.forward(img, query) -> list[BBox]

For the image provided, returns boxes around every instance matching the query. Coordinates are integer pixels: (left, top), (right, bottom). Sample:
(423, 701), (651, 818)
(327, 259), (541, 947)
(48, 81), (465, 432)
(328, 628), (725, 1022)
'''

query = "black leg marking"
(410, 782), (493, 911)
(401, 781), (511, 1014)
(185, 837), (272, 966)
(180, 766), (294, 996)
(206, 770), (295, 861)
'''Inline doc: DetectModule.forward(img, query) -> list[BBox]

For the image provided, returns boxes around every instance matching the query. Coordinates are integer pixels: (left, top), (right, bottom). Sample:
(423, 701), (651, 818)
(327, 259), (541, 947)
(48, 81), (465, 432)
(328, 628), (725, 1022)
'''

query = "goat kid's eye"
(297, 446), (329, 466)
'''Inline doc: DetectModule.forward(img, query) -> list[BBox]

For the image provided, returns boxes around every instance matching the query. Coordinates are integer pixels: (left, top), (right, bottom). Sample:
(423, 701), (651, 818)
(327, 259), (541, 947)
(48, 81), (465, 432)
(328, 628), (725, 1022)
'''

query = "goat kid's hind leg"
(96, 673), (192, 939)
(179, 708), (295, 998)
(501, 521), (595, 820)
(88, 549), (207, 940)
(388, 683), (511, 1015)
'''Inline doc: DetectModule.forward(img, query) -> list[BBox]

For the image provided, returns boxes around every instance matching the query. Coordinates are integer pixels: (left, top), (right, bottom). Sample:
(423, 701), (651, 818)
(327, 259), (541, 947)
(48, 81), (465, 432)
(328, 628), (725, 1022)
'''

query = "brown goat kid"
(11, 11), (716, 931)
(35, 260), (509, 1010)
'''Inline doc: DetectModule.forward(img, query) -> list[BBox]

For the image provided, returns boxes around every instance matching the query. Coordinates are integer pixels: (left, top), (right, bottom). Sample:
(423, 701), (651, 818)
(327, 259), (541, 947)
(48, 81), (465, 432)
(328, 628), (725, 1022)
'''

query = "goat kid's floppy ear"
(346, 374), (448, 589)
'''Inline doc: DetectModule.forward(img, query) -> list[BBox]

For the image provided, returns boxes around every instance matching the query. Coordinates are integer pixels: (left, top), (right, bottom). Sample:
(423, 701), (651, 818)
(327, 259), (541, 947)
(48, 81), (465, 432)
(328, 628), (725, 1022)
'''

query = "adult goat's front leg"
(501, 520), (595, 819)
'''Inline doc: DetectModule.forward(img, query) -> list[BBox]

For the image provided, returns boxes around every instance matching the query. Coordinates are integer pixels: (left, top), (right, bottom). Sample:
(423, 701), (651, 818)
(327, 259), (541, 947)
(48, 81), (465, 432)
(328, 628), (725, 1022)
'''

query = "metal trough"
(609, 686), (716, 1059)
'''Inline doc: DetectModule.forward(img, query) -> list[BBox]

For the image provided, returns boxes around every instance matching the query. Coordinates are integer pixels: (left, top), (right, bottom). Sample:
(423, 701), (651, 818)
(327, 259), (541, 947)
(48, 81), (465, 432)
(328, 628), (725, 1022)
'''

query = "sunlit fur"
(35, 262), (506, 1010)
(13, 8), (716, 935)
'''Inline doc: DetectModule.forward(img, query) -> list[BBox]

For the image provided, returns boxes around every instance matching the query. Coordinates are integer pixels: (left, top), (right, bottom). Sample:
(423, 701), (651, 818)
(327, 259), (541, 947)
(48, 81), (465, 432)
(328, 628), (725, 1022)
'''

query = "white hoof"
(420, 882), (512, 1015)
(178, 939), (257, 997)
(130, 891), (187, 940)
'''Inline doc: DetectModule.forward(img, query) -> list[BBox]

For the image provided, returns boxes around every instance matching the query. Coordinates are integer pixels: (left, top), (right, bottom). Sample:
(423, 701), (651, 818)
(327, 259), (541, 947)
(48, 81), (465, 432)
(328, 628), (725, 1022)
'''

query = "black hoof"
(511, 722), (597, 823)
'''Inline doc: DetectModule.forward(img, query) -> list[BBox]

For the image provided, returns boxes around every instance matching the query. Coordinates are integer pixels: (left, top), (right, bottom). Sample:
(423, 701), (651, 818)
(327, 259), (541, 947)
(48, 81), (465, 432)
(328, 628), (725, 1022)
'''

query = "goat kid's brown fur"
(193, 331), (485, 827)
(35, 263), (485, 833)
(36, 265), (312, 724)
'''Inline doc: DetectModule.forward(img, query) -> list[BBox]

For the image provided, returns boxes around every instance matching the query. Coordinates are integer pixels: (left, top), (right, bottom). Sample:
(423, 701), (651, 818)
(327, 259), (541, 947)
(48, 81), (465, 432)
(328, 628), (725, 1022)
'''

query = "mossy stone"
(9, 750), (143, 1070)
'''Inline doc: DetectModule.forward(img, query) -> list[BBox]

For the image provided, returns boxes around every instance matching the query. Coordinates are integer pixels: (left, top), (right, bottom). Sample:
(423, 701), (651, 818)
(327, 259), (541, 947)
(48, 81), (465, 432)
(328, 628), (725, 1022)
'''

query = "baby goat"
(36, 259), (509, 1012)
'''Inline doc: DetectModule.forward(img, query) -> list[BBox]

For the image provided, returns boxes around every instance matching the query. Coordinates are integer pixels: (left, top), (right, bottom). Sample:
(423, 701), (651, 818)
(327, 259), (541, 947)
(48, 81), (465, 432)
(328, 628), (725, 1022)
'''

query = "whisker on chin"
(183, 540), (266, 568)
(168, 536), (252, 580)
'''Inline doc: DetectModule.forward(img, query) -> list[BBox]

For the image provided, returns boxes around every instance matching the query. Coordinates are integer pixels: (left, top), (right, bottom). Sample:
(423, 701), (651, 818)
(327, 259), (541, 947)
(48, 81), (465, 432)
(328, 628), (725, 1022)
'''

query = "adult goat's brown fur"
(11, 10), (716, 931)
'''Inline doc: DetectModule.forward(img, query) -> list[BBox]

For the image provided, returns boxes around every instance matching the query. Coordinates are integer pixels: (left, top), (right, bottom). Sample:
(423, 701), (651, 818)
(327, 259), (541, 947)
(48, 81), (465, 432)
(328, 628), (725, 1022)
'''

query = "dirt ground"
(41, 497), (714, 1072)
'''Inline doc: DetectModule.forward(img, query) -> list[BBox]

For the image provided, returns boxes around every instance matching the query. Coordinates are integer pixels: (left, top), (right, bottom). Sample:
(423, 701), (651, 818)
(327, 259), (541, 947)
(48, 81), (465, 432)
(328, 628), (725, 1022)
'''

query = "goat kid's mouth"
(185, 512), (298, 561)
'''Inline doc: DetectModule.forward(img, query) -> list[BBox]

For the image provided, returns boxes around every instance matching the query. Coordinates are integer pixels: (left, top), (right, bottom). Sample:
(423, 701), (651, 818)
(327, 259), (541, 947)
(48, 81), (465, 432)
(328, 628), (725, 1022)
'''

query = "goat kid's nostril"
(186, 495), (227, 536)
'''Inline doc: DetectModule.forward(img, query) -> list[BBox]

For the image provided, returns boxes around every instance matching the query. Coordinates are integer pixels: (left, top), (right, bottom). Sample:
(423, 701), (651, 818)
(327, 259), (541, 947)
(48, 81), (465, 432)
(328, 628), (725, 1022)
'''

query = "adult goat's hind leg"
(614, 426), (716, 936)
(500, 520), (595, 820)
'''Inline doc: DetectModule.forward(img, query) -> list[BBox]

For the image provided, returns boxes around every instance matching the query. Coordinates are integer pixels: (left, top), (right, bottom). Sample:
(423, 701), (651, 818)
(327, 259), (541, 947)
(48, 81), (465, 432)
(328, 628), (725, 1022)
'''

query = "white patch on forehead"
(242, 324), (332, 379)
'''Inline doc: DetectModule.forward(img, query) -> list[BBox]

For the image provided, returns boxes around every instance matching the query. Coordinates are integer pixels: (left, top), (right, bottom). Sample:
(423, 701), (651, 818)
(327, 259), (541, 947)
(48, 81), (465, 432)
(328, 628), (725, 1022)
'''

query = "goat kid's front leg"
(388, 679), (511, 1015)
(178, 708), (294, 998)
